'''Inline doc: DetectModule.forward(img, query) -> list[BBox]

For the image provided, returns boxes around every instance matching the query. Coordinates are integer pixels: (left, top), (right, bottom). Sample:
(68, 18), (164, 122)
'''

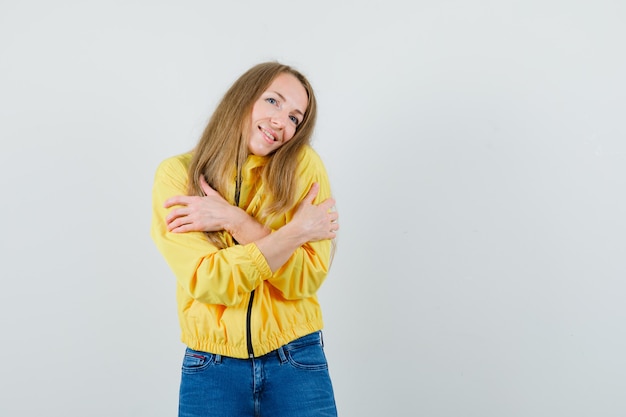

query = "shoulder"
(296, 145), (327, 176)
(155, 152), (192, 177)
(294, 146), (331, 200)
(153, 152), (193, 188)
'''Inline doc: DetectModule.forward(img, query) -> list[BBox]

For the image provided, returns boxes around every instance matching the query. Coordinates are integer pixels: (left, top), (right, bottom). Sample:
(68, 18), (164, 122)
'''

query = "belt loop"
(277, 346), (287, 364)
(215, 354), (222, 364)
(320, 331), (324, 347)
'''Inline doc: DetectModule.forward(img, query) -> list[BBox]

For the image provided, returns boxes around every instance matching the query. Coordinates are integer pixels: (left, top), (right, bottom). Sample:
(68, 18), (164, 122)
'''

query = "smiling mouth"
(260, 127), (277, 142)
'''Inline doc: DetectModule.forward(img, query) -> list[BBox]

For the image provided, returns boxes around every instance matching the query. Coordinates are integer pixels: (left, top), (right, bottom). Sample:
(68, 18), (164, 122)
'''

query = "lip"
(259, 126), (278, 144)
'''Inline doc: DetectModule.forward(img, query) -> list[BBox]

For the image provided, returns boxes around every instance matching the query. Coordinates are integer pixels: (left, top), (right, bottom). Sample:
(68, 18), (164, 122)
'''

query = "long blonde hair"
(188, 62), (318, 248)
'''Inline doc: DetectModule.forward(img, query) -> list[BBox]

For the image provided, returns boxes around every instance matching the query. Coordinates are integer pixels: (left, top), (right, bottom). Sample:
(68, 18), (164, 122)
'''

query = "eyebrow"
(271, 91), (305, 117)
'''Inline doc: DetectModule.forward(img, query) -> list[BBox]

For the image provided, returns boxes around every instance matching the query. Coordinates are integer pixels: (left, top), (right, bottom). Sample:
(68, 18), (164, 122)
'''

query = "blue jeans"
(178, 331), (338, 417)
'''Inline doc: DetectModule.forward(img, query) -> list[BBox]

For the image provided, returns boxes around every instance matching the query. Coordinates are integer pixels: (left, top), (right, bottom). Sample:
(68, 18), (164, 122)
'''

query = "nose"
(270, 110), (288, 129)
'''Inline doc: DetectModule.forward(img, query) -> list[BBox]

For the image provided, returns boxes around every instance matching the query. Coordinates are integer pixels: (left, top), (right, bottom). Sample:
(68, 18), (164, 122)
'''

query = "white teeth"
(262, 128), (276, 141)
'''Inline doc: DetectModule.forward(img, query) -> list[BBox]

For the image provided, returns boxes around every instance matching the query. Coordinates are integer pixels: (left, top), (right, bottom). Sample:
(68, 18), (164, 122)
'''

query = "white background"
(1, 1), (625, 416)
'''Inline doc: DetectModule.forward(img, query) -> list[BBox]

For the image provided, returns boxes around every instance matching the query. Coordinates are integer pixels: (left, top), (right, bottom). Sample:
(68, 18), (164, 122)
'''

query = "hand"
(290, 183), (339, 242)
(164, 176), (234, 233)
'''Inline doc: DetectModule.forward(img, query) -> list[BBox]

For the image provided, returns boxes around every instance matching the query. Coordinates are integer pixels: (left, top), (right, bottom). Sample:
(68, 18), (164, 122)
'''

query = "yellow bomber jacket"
(150, 146), (333, 358)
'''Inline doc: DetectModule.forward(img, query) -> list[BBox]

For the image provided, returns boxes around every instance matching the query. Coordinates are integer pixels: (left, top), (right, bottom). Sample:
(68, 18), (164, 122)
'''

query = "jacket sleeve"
(265, 149), (335, 300)
(150, 155), (273, 306)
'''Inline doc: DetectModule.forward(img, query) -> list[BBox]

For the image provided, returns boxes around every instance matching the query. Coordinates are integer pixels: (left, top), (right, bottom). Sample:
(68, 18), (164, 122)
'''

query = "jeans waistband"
(271, 331), (322, 362)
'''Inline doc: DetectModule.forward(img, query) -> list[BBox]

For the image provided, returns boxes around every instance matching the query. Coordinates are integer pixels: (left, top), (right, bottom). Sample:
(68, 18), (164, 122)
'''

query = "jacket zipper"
(246, 290), (255, 357)
(234, 164), (255, 358)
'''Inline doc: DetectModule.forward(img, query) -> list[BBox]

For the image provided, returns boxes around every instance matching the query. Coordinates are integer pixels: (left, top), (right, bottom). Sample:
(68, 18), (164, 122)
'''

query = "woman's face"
(247, 72), (308, 156)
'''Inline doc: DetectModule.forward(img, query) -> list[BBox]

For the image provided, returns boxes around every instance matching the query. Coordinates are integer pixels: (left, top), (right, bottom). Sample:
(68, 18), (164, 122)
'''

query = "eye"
(265, 97), (277, 105)
(289, 115), (300, 126)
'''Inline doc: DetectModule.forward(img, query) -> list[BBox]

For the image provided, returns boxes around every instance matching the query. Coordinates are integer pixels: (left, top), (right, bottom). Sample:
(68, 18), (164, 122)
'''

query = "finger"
(316, 197), (336, 212)
(165, 207), (189, 224)
(164, 195), (190, 208)
(168, 213), (199, 232)
(167, 216), (185, 231)
(170, 223), (195, 233)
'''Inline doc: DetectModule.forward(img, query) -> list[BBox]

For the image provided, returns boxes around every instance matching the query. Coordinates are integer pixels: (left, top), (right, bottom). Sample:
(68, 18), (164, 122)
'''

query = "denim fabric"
(178, 331), (337, 417)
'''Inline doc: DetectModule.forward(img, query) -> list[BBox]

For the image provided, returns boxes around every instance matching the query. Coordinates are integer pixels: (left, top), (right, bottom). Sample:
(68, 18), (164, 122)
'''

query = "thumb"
(302, 182), (320, 205)
(200, 175), (216, 196)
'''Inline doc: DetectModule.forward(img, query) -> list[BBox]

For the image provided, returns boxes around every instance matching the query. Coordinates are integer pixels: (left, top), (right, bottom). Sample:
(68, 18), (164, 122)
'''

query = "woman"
(151, 61), (339, 417)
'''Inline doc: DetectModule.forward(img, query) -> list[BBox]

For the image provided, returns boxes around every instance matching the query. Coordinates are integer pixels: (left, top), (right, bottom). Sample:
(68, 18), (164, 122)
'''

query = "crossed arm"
(151, 153), (339, 305)
(163, 176), (339, 273)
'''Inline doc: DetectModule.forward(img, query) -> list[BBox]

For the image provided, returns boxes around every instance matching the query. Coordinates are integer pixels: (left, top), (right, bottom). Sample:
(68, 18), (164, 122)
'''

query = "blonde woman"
(151, 62), (339, 417)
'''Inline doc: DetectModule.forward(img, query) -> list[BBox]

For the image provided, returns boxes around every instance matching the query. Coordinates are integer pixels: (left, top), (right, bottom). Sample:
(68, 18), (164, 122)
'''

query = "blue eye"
(266, 97), (277, 105)
(289, 115), (300, 125)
